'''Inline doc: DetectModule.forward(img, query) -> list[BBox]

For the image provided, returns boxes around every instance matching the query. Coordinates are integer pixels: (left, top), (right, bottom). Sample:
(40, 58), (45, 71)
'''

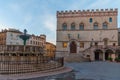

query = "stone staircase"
(64, 45), (120, 62)
(64, 53), (90, 62)
(64, 47), (93, 62)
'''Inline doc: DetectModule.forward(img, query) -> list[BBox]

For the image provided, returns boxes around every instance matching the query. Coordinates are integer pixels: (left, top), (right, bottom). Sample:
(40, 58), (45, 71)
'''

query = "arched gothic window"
(71, 23), (75, 30)
(62, 23), (67, 30)
(79, 23), (84, 30)
(94, 22), (98, 30)
(109, 17), (112, 22)
(89, 18), (93, 23)
(103, 22), (108, 29)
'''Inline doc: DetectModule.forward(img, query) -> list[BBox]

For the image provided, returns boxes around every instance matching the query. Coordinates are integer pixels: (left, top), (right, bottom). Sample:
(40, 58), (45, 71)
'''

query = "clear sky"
(0, 0), (120, 44)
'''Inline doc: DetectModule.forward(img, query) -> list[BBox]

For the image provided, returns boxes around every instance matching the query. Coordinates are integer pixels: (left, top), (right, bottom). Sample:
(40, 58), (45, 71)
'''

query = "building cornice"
(57, 8), (118, 18)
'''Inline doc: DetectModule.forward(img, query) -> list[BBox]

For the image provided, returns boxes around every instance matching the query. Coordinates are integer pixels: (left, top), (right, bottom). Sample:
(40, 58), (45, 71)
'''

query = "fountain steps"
(0, 62), (61, 74)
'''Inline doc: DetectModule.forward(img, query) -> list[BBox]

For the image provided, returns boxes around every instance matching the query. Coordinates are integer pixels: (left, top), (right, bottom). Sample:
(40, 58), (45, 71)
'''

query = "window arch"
(93, 22), (98, 30)
(89, 18), (93, 23)
(103, 22), (108, 29)
(79, 23), (84, 30)
(62, 23), (67, 30)
(71, 23), (75, 30)
(109, 17), (112, 22)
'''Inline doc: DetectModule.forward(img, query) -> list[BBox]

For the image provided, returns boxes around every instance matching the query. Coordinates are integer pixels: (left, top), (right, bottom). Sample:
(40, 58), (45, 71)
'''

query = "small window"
(33, 41), (35, 44)
(80, 42), (84, 48)
(87, 55), (90, 57)
(113, 43), (116, 46)
(94, 22), (98, 30)
(95, 42), (98, 46)
(79, 23), (84, 30)
(12, 53), (16, 56)
(71, 23), (75, 30)
(11, 33), (13, 39)
(103, 22), (108, 29)
(63, 42), (67, 48)
(68, 34), (71, 39)
(19, 54), (23, 56)
(10, 42), (12, 44)
(11, 33), (13, 36)
(109, 17), (112, 22)
(36, 42), (37, 45)
(62, 23), (67, 30)
(16, 42), (19, 45)
(89, 18), (93, 23)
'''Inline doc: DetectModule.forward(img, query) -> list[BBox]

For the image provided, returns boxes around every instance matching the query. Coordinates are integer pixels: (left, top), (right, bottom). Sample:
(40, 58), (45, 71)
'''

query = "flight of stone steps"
(64, 47), (93, 62)
(64, 53), (90, 62)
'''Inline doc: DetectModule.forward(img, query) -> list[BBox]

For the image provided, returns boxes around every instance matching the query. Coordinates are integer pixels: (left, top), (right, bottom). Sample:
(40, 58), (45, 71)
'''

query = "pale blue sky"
(0, 0), (120, 44)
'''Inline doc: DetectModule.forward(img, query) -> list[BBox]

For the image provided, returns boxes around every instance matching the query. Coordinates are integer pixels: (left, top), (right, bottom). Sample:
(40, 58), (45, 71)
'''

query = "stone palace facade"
(56, 8), (120, 62)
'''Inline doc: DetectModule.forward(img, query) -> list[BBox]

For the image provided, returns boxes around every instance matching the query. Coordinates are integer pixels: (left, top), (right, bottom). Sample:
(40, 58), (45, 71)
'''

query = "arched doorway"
(70, 41), (77, 53)
(94, 49), (103, 61)
(105, 49), (113, 60)
(116, 49), (120, 58)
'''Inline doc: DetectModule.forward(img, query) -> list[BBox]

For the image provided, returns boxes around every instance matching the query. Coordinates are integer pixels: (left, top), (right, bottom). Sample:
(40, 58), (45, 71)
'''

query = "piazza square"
(0, 0), (120, 80)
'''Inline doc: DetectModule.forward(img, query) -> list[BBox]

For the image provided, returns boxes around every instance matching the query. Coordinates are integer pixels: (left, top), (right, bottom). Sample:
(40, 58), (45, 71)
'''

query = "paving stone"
(65, 61), (120, 80)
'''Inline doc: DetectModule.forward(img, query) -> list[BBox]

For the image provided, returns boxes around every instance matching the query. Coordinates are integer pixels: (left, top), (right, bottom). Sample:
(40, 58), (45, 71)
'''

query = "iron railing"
(0, 56), (64, 74)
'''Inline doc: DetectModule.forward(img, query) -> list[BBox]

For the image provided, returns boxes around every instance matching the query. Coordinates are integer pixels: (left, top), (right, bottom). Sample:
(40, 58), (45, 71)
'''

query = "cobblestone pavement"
(65, 61), (120, 80)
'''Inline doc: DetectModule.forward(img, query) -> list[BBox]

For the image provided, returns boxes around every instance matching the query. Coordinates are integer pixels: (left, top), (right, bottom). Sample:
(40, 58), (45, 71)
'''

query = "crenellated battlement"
(57, 8), (118, 17)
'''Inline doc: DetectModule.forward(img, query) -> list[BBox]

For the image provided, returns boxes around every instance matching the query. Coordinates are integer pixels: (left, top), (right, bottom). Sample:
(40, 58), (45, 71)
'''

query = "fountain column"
(19, 29), (30, 62)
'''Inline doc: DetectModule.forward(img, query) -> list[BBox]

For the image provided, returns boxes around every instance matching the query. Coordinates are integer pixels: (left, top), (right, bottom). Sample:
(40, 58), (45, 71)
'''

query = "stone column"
(5, 45), (7, 51)
(77, 42), (79, 54)
(67, 42), (70, 56)
(103, 51), (105, 61)
(30, 47), (32, 52)
(90, 52), (94, 61)
(3, 45), (4, 51)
